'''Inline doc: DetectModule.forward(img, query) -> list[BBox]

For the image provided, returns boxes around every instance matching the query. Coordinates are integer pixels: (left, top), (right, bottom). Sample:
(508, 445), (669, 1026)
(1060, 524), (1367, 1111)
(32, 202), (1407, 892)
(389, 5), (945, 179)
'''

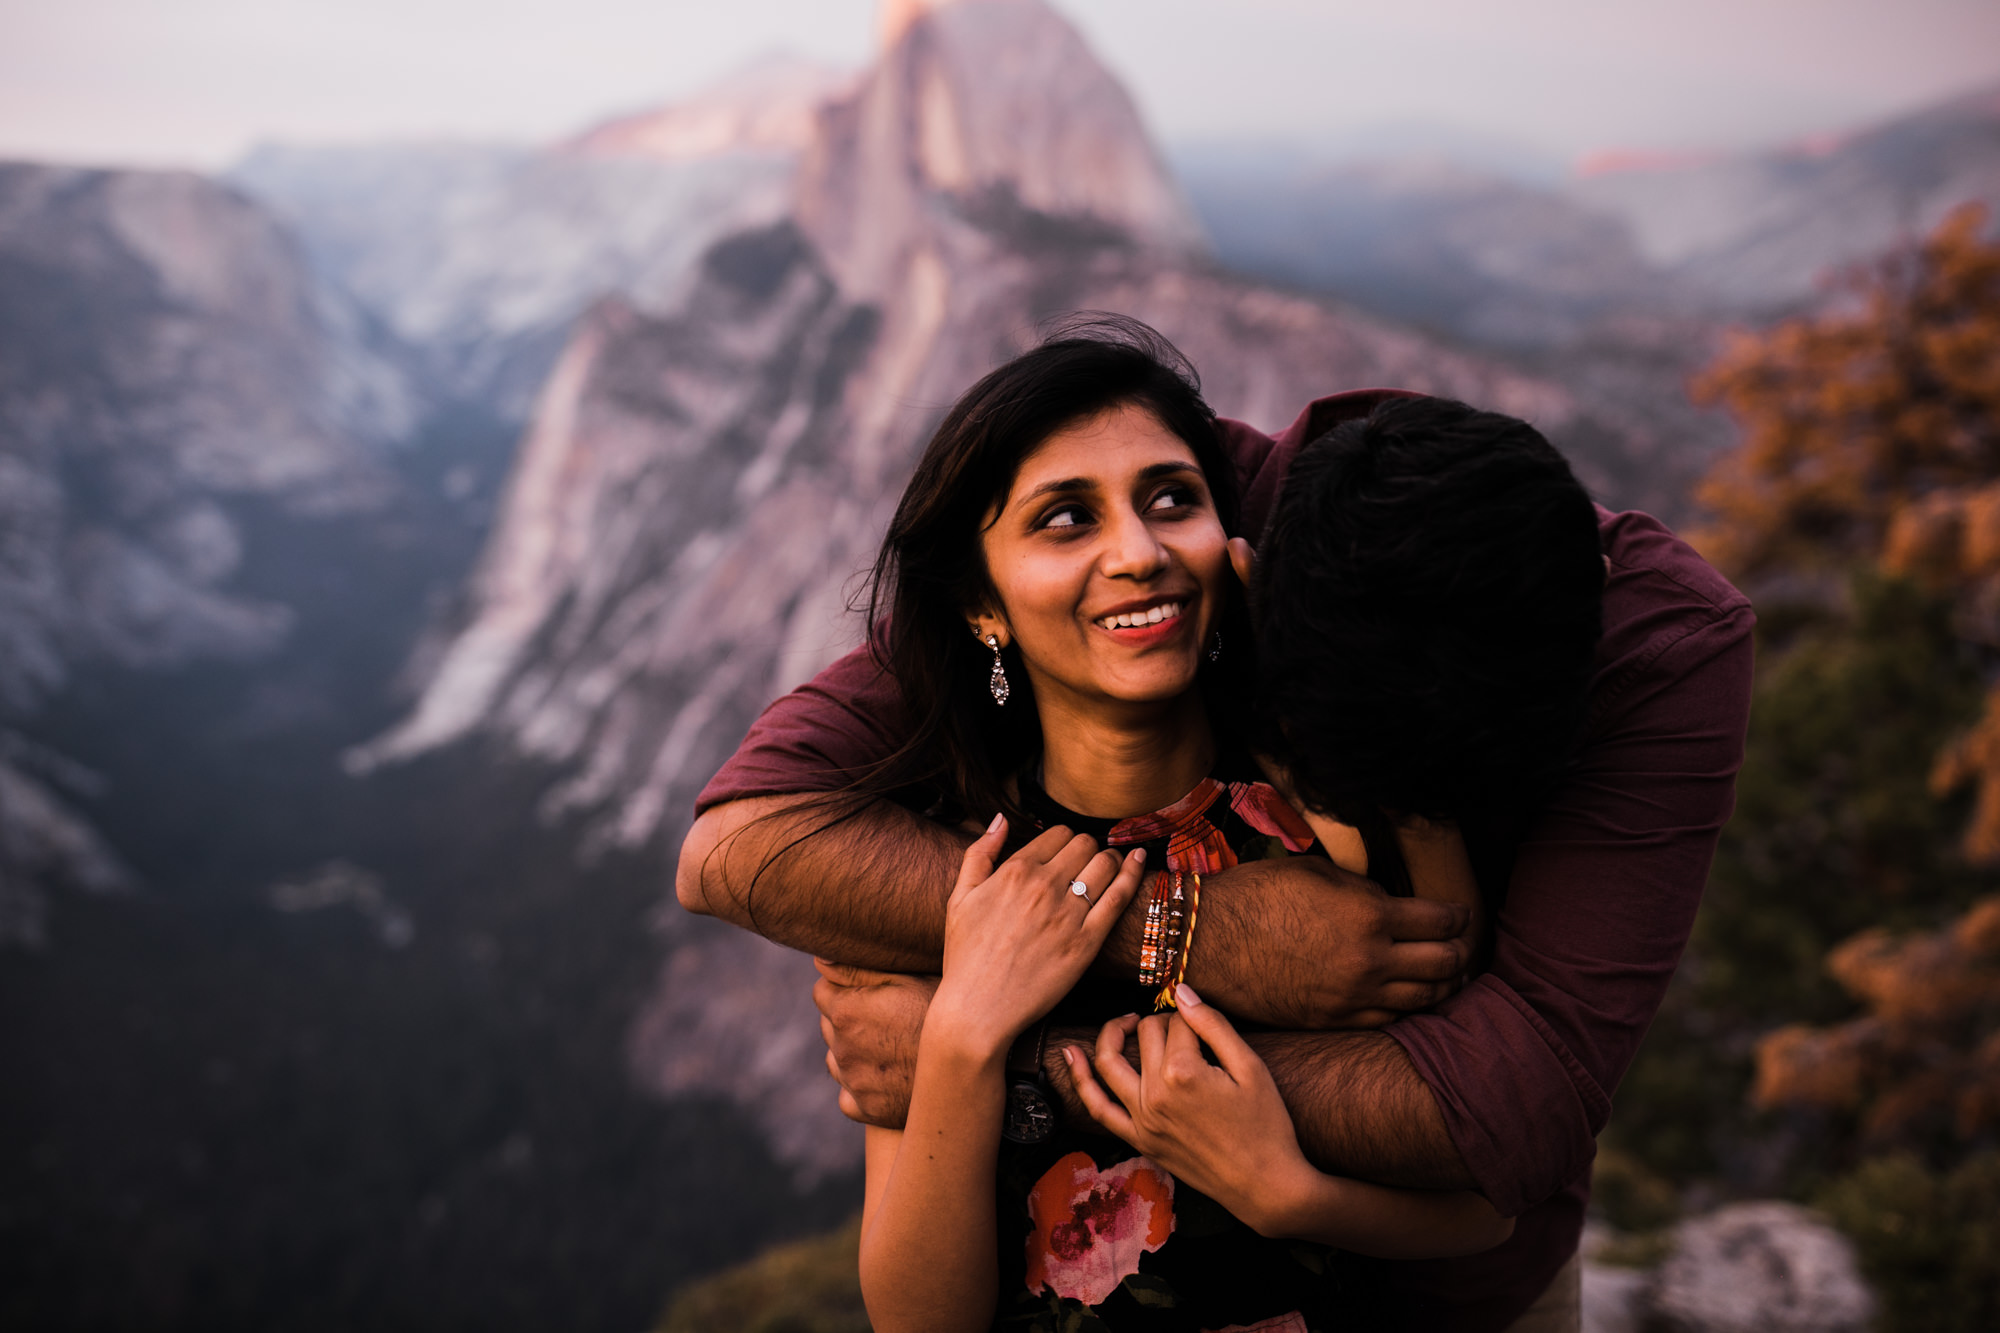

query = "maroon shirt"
(696, 392), (1756, 1331)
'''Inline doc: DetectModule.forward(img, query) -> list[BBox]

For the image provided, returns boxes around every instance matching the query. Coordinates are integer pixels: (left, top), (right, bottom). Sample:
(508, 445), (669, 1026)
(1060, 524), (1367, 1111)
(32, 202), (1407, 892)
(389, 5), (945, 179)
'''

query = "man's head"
(1252, 395), (1604, 826)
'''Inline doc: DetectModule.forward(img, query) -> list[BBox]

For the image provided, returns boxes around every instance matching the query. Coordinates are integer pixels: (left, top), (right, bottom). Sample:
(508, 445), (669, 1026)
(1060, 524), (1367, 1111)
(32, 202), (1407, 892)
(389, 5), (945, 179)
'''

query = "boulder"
(1647, 1201), (1874, 1333)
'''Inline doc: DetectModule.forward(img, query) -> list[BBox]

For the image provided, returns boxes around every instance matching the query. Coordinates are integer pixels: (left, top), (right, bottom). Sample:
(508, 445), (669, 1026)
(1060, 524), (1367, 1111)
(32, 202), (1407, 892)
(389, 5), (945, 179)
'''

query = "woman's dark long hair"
(845, 313), (1251, 827)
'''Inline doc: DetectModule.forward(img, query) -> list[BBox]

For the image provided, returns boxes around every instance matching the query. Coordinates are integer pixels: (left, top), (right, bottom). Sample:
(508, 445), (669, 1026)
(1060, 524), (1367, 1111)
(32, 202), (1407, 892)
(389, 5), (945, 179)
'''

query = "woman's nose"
(1099, 509), (1169, 579)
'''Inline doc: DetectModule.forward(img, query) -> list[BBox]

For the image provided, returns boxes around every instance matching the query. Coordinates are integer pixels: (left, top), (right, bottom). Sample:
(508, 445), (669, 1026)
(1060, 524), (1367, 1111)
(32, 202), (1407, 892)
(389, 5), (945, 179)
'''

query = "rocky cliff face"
(1570, 84), (2000, 309)
(0, 163), (416, 944)
(796, 0), (1207, 301)
(0, 165), (412, 699)
(353, 0), (1586, 1175)
(1177, 87), (2000, 538)
(357, 0), (1574, 859)
(228, 60), (849, 420)
(562, 55), (855, 162)
(1182, 153), (1679, 347)
(1184, 83), (2000, 342)
(1185, 84), (2000, 342)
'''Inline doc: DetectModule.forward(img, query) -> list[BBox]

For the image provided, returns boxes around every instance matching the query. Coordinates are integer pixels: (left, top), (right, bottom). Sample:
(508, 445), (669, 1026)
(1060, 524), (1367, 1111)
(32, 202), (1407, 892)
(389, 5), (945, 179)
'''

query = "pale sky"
(2, 0), (1997, 172)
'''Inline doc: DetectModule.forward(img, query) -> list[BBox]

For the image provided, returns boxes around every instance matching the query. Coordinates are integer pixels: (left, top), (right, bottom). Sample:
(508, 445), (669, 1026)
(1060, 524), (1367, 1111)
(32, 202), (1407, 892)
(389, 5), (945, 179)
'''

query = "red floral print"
(1024, 1152), (1176, 1305)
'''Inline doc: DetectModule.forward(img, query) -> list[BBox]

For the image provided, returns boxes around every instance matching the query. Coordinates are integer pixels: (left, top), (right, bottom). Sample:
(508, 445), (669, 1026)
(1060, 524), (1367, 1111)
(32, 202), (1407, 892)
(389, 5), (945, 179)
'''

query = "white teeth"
(1097, 602), (1183, 630)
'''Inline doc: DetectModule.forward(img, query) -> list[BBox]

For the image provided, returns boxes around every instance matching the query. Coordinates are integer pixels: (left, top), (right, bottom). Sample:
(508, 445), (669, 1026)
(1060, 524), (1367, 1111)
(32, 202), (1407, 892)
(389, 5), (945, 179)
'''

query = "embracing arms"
(685, 514), (1758, 1216)
(857, 817), (1504, 1333)
(679, 793), (1476, 1031)
(810, 961), (1477, 1190)
(1067, 991), (1512, 1259)
(678, 792), (964, 974)
(683, 792), (1483, 1190)
(858, 822), (1145, 1333)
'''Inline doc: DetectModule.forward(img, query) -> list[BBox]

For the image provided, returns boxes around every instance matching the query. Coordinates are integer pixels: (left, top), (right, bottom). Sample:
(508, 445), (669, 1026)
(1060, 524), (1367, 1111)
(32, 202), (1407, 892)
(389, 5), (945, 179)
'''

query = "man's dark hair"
(1252, 395), (1604, 827)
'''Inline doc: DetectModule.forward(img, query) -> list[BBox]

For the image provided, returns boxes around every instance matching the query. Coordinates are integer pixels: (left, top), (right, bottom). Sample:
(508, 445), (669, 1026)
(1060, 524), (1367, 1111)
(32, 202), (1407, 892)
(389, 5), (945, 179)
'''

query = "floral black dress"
(991, 754), (1404, 1333)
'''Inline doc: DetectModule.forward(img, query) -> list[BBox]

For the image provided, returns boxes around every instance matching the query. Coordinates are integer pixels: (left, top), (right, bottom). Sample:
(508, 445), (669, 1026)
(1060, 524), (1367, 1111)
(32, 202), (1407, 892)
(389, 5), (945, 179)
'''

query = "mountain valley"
(5, 2), (2000, 1327)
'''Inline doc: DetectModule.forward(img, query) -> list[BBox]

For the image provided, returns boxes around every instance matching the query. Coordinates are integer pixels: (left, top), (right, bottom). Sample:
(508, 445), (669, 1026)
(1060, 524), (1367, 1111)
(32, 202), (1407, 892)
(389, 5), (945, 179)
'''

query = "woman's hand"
(1064, 984), (1318, 1236)
(927, 815), (1147, 1059)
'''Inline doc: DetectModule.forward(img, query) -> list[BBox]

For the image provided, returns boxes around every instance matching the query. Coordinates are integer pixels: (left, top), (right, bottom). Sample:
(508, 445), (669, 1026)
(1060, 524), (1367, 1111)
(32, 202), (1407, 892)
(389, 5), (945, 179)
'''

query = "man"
(678, 390), (1754, 1331)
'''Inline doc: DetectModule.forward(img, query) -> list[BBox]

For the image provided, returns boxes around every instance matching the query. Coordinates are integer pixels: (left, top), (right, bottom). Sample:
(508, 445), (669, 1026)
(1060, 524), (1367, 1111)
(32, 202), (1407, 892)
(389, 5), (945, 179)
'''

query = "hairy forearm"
(677, 795), (966, 970)
(1044, 1023), (1474, 1192)
(1092, 858), (1473, 1030)
(1087, 861), (1323, 1017)
(694, 798), (1466, 1029)
(1252, 1030), (1473, 1190)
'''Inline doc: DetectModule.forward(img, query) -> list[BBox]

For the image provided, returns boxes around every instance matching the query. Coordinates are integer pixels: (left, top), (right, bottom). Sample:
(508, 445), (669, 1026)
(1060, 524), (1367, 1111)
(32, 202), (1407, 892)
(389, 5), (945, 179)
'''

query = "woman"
(833, 319), (1510, 1333)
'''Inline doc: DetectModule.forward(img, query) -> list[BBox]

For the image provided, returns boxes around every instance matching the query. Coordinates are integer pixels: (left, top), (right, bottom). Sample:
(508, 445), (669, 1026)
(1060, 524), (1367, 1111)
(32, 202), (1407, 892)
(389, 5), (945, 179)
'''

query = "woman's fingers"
(1161, 1008), (1210, 1079)
(1066, 846), (1122, 906)
(1045, 830), (1103, 887)
(953, 811), (1009, 891)
(1064, 1046), (1138, 1140)
(1018, 822), (1080, 865)
(1082, 848), (1146, 931)
(1092, 1015), (1144, 1106)
(1136, 1012), (1170, 1077)
(1166, 985), (1264, 1085)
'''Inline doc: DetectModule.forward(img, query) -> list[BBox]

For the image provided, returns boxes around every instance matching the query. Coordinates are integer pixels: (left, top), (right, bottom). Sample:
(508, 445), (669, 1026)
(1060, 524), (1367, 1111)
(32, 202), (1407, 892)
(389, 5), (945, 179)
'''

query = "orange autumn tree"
(1692, 203), (2000, 1151)
(1752, 897), (2000, 1148)
(1694, 203), (2000, 861)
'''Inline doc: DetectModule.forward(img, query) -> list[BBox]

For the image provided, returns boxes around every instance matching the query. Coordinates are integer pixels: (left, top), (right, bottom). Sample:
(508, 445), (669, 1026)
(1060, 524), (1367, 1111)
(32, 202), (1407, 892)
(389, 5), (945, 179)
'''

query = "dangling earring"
(985, 634), (1011, 706)
(1208, 630), (1223, 663)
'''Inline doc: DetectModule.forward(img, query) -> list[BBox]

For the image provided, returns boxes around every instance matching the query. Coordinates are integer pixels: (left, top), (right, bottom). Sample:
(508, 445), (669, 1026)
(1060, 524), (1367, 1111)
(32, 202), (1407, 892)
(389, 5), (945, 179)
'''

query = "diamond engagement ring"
(1069, 880), (1090, 898)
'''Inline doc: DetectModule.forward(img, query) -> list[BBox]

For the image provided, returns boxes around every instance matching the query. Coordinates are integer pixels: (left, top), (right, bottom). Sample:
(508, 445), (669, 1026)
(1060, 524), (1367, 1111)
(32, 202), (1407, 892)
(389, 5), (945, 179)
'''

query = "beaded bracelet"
(1138, 870), (1182, 987)
(1160, 871), (1187, 981)
(1139, 870), (1194, 990)
(1154, 872), (1202, 1012)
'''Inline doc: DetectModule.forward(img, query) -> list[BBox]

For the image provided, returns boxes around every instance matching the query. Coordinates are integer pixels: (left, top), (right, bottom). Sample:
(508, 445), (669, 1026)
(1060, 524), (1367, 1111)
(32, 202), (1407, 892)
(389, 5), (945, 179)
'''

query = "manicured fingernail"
(1175, 983), (1202, 1008)
(1062, 1047), (1079, 1066)
(988, 811), (1006, 834)
(1129, 847), (1145, 864)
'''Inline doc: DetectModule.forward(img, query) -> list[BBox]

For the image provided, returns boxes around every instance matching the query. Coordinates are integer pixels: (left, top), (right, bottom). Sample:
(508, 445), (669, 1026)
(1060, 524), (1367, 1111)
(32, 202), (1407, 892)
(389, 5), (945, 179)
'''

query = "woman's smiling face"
(974, 401), (1230, 712)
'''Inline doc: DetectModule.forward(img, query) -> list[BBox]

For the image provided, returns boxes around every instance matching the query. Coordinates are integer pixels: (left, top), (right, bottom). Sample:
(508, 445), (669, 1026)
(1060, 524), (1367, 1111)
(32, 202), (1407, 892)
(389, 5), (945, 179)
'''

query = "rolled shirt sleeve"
(695, 643), (910, 813)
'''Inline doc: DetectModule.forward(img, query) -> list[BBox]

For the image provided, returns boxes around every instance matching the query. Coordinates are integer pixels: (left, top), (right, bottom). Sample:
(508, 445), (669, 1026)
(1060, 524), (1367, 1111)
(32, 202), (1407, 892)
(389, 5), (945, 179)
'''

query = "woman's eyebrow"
(1013, 460), (1201, 508)
(1016, 475), (1098, 505)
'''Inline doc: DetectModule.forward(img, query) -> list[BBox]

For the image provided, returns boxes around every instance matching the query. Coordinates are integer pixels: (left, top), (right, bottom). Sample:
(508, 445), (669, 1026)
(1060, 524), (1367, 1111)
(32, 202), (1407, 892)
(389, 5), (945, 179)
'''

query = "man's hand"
(1184, 856), (1474, 1029)
(814, 959), (936, 1127)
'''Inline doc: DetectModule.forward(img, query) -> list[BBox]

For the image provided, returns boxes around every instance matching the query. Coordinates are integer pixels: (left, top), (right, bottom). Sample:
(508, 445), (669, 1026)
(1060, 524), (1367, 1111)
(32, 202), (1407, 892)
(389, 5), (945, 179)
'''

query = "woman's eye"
(1148, 486), (1197, 513)
(1039, 504), (1089, 530)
